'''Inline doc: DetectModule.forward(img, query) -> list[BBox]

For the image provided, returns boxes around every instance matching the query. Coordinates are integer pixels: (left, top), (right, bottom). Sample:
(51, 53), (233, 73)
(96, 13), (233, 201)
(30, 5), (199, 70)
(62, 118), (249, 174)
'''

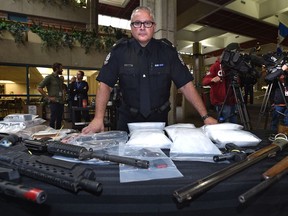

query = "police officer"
(82, 6), (217, 133)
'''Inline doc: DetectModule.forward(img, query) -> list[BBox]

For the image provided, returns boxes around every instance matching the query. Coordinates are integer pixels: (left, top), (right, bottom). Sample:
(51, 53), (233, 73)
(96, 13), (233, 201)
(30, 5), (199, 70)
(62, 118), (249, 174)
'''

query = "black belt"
(127, 101), (171, 116)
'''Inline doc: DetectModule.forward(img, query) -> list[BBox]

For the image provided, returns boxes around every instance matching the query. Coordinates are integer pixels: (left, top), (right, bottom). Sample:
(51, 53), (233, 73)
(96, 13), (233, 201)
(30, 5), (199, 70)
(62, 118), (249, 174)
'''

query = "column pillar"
(141, 0), (177, 124)
(87, 0), (98, 31)
(182, 42), (205, 121)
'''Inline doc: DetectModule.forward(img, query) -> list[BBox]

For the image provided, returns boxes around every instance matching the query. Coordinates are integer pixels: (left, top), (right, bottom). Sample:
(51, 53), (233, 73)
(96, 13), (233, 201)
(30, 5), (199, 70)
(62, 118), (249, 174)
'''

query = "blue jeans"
(49, 102), (64, 129)
(270, 105), (288, 131)
(215, 104), (237, 123)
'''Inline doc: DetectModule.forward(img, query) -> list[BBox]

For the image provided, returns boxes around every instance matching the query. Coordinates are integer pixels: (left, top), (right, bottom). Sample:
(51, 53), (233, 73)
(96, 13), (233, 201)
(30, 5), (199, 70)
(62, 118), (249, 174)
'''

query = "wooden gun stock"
(173, 138), (288, 203)
(239, 155), (288, 203)
(263, 156), (288, 179)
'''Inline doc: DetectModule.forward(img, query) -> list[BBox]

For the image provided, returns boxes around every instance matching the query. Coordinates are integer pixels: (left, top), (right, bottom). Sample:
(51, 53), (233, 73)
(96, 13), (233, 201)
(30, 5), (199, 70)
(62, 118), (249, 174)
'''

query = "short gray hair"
(130, 6), (155, 21)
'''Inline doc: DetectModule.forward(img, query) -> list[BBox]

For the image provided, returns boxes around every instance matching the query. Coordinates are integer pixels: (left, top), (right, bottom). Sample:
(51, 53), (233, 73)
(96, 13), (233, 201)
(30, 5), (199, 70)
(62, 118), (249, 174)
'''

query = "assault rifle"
(0, 167), (47, 204)
(22, 139), (149, 169)
(173, 138), (288, 203)
(0, 178), (47, 204)
(239, 155), (288, 203)
(0, 144), (102, 195)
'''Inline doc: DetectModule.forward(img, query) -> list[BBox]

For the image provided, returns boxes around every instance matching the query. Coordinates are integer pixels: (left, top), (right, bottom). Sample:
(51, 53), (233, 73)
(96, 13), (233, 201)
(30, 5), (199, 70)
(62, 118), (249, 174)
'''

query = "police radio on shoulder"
(201, 114), (210, 121)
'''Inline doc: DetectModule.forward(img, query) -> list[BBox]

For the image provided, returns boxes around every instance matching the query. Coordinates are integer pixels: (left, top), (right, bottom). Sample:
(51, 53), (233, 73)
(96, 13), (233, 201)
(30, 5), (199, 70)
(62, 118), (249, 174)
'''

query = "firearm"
(173, 138), (288, 203)
(0, 167), (47, 204)
(0, 144), (102, 195)
(22, 139), (149, 169)
(213, 143), (254, 162)
(238, 155), (288, 203)
(0, 179), (47, 204)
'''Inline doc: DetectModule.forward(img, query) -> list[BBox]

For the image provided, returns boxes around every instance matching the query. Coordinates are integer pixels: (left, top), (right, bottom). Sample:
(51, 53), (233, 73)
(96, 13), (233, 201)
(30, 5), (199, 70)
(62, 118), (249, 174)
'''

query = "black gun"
(0, 167), (47, 204)
(22, 139), (149, 169)
(213, 143), (254, 162)
(0, 144), (102, 195)
(0, 179), (47, 204)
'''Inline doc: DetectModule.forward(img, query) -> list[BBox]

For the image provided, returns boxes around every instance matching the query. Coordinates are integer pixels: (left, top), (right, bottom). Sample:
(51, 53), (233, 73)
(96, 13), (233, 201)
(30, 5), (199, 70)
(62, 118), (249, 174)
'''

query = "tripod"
(219, 73), (251, 130)
(256, 80), (288, 129)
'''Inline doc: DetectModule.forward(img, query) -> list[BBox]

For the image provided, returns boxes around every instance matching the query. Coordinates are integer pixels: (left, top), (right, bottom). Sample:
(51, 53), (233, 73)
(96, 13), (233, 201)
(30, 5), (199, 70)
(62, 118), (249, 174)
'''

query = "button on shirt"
(97, 38), (193, 110)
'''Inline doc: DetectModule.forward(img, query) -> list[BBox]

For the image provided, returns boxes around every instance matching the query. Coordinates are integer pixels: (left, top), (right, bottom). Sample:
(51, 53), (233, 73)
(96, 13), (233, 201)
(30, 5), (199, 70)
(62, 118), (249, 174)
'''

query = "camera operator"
(269, 64), (288, 132)
(202, 53), (238, 123)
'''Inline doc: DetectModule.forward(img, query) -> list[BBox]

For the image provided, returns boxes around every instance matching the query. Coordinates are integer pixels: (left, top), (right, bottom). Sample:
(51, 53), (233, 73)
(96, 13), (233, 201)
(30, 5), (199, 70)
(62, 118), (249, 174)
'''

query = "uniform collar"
(132, 38), (154, 56)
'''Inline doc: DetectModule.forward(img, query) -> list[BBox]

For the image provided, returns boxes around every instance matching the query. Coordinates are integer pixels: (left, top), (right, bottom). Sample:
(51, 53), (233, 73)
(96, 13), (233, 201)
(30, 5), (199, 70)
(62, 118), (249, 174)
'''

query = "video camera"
(221, 45), (288, 83)
(220, 48), (262, 82)
(261, 52), (288, 82)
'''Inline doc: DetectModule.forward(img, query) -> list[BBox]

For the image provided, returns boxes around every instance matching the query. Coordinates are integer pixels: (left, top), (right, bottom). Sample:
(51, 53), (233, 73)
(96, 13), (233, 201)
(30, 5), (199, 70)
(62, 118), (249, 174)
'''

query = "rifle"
(0, 167), (47, 204)
(0, 178), (47, 204)
(239, 155), (288, 203)
(173, 138), (288, 203)
(0, 144), (102, 195)
(22, 139), (149, 169)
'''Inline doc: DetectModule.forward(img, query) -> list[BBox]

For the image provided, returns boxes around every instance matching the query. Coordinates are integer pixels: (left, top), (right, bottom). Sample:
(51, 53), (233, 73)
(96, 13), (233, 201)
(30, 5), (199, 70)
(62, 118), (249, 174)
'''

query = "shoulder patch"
(177, 53), (185, 66)
(103, 52), (111, 65)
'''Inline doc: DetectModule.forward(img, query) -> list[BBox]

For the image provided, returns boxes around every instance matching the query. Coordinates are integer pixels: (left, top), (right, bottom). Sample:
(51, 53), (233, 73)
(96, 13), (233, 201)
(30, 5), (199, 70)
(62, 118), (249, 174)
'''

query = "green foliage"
(40, 0), (87, 8)
(0, 19), (128, 53)
(0, 19), (26, 45)
(30, 22), (64, 50)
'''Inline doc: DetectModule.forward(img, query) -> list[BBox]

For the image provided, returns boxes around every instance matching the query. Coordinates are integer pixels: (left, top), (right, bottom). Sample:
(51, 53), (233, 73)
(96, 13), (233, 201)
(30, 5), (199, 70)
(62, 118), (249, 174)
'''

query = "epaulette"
(111, 37), (128, 50)
(160, 38), (174, 48)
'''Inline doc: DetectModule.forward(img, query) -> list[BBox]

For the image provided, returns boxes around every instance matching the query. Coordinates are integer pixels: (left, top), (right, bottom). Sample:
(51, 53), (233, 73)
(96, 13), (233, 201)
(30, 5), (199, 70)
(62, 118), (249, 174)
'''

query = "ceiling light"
(0, 80), (15, 84)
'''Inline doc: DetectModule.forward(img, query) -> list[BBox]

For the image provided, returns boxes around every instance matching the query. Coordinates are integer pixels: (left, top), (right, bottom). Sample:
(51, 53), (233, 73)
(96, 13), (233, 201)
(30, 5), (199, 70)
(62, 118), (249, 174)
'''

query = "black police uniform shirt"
(97, 37), (194, 111)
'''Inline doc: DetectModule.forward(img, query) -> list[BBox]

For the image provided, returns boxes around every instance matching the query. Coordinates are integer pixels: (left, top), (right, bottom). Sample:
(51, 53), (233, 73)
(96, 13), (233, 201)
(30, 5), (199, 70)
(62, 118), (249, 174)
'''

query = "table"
(1, 130), (288, 216)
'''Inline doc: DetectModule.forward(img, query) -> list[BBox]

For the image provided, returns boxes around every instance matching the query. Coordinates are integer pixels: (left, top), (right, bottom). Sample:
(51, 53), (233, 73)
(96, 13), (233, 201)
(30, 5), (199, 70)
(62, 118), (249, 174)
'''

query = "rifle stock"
(239, 155), (288, 203)
(173, 138), (288, 203)
(263, 155), (288, 178)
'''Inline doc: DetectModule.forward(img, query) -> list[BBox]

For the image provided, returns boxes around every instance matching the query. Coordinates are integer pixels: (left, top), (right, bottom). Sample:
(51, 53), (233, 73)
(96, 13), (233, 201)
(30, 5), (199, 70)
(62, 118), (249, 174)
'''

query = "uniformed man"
(82, 6), (217, 133)
(38, 62), (64, 129)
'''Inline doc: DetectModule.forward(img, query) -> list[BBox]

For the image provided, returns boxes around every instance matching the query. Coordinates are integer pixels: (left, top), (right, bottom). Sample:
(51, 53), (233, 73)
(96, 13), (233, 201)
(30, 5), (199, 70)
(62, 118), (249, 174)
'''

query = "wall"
(0, 31), (107, 68)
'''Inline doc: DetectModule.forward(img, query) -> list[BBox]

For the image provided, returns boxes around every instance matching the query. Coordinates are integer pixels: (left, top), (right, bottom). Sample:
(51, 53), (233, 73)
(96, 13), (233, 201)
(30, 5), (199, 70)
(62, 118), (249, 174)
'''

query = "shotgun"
(239, 155), (288, 203)
(173, 138), (288, 203)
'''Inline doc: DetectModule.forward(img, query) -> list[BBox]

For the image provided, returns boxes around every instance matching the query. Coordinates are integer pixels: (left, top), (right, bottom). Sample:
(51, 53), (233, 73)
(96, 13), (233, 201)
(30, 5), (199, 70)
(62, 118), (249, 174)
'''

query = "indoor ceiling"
(98, 0), (288, 56)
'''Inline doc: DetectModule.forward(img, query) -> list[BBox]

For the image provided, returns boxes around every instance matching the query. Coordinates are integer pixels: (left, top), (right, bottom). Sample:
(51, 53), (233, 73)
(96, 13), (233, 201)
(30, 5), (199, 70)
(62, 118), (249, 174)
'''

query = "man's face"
(58, 65), (63, 75)
(130, 9), (155, 47)
(77, 72), (83, 80)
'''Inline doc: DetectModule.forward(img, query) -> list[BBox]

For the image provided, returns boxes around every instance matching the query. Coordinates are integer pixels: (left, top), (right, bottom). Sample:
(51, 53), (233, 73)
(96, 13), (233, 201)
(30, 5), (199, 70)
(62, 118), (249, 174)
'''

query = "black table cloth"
(1, 130), (288, 216)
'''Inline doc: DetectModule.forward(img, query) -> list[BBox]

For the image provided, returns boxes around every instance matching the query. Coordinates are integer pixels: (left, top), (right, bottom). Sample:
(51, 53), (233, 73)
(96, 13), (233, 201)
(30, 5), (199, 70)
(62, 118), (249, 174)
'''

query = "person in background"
(37, 62), (64, 129)
(269, 64), (288, 132)
(202, 43), (240, 123)
(69, 71), (90, 122)
(82, 6), (217, 134)
(67, 76), (76, 121)
(60, 75), (68, 103)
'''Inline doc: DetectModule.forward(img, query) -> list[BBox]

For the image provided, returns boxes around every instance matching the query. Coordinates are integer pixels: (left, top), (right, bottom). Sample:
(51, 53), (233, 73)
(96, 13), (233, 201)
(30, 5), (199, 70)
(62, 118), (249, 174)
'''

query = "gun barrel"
(92, 152), (150, 168)
(239, 155), (288, 203)
(239, 170), (287, 203)
(173, 139), (288, 203)
(47, 142), (149, 169)
(0, 179), (47, 204)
